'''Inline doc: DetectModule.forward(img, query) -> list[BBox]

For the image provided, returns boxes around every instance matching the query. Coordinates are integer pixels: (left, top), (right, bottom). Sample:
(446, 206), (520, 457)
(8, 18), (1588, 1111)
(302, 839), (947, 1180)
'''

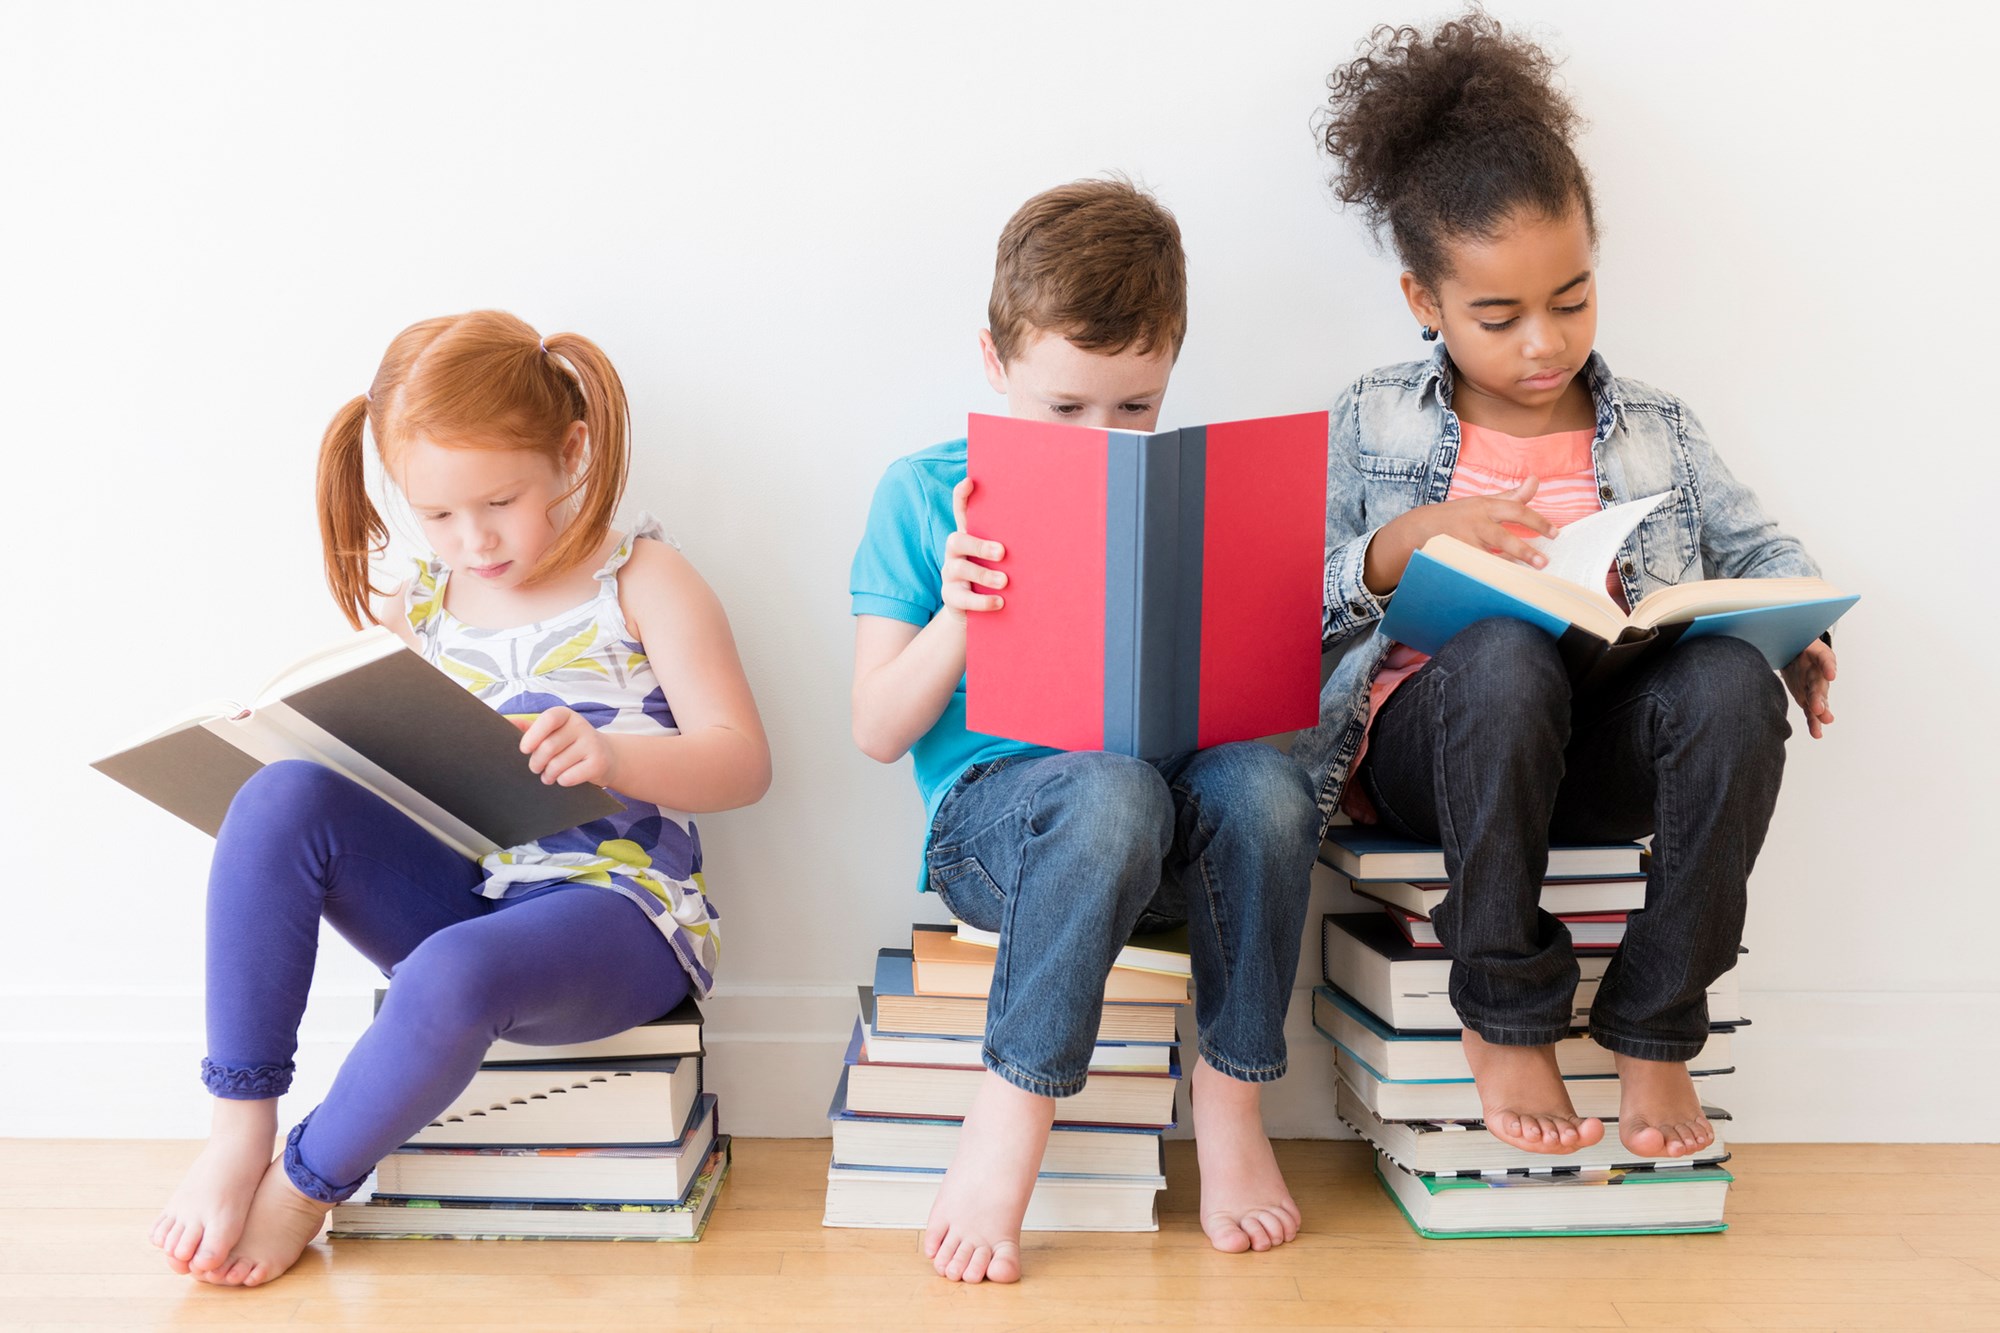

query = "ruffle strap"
(591, 512), (675, 586)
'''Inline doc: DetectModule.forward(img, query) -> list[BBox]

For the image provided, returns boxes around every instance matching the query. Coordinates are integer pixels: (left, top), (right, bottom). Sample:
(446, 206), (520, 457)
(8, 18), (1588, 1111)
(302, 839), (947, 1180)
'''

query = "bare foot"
(921, 1071), (1053, 1284)
(199, 1157), (333, 1287)
(150, 1098), (277, 1277)
(1460, 1029), (1604, 1155)
(1613, 1052), (1715, 1159)
(1190, 1056), (1300, 1253)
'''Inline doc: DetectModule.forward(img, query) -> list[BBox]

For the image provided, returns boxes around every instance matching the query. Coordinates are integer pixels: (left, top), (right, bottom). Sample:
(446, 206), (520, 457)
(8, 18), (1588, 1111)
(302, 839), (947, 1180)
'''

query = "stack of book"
(329, 994), (729, 1242)
(1314, 825), (1743, 1239)
(823, 922), (1187, 1232)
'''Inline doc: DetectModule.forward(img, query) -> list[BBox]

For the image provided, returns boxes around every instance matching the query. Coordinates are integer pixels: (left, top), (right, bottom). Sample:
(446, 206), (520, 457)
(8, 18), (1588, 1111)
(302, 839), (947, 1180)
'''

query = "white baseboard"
(3, 984), (1993, 1141)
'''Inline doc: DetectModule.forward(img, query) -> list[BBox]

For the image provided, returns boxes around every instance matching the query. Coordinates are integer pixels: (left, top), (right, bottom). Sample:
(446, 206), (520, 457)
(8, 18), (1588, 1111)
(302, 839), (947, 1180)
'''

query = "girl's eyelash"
(1479, 300), (1590, 332)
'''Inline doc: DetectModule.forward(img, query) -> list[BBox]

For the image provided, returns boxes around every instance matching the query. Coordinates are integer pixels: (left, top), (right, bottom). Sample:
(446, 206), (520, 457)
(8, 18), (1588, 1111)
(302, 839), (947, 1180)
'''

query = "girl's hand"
(941, 477), (1006, 622)
(519, 707), (616, 786)
(1781, 639), (1838, 740)
(1365, 477), (1555, 594)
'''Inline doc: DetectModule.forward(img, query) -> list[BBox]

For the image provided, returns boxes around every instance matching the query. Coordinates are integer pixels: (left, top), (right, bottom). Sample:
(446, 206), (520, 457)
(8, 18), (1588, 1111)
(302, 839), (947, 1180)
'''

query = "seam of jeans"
(1587, 1025), (1707, 1062)
(1197, 1037), (1287, 1084)
(1460, 1018), (1573, 1045)
(1643, 683), (1706, 1022)
(1176, 782), (1242, 1020)
(982, 1046), (1084, 1099)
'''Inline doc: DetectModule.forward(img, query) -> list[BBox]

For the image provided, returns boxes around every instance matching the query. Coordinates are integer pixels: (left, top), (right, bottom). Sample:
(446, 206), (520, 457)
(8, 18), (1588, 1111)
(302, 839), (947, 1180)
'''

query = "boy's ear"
(1400, 272), (1443, 333)
(977, 329), (1010, 395)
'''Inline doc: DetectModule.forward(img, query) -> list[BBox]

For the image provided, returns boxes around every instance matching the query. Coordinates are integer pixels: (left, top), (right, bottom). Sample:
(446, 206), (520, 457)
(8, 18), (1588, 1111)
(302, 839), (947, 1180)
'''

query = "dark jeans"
(1354, 618), (1789, 1062)
(926, 743), (1319, 1097)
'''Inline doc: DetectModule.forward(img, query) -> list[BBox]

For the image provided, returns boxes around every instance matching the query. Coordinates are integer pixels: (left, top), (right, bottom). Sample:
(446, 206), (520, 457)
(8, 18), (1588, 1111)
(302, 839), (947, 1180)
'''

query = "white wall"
(3, 1), (1992, 1143)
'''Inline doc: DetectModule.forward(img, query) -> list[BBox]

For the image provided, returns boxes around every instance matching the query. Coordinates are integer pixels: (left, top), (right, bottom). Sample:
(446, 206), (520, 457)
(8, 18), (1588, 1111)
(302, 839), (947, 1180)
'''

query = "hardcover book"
(407, 1056), (702, 1149)
(1333, 1045), (1720, 1122)
(1312, 985), (1734, 1083)
(964, 410), (1327, 758)
(1372, 1148), (1731, 1239)
(1378, 502), (1855, 685)
(909, 923), (1187, 1005)
(841, 1021), (1179, 1128)
(872, 948), (1180, 1044)
(1335, 1077), (1729, 1176)
(373, 1094), (719, 1204)
(828, 1068), (1164, 1177)
(90, 625), (618, 857)
(1318, 912), (1743, 1033)
(1320, 826), (1644, 882)
(331, 1136), (731, 1241)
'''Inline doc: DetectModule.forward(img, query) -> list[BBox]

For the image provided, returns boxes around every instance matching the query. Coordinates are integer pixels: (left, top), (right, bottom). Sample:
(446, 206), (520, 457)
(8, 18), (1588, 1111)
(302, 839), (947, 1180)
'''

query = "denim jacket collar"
(1417, 343), (1626, 441)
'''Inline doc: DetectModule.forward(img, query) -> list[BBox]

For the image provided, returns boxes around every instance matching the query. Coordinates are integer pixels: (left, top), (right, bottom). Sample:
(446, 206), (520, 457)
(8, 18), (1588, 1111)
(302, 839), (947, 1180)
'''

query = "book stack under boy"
(1313, 825), (1744, 1239)
(328, 994), (728, 1243)
(822, 922), (1188, 1232)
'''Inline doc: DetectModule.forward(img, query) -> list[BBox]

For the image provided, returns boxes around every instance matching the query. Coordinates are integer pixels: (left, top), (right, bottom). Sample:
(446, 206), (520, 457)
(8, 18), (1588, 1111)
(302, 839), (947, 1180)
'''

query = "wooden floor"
(2, 1140), (1996, 1331)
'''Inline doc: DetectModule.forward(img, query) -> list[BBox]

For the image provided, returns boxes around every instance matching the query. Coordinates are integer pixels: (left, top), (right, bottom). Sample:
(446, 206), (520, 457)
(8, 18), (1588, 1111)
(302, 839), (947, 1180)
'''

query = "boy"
(849, 179), (1319, 1284)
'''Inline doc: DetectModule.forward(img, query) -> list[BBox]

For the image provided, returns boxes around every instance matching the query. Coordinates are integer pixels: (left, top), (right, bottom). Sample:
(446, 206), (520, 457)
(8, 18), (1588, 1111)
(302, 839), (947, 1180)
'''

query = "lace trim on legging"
(200, 1057), (294, 1099)
(281, 1112), (372, 1204)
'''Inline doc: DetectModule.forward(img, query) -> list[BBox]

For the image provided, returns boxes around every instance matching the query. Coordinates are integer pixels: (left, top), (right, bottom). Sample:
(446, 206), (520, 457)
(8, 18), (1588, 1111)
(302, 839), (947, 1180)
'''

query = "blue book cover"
(1380, 536), (1855, 681)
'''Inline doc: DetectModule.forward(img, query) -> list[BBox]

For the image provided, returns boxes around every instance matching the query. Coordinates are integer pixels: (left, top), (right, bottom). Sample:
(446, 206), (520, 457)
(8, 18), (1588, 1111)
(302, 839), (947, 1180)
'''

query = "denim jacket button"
(1620, 560), (1635, 577)
(1599, 484), (1615, 502)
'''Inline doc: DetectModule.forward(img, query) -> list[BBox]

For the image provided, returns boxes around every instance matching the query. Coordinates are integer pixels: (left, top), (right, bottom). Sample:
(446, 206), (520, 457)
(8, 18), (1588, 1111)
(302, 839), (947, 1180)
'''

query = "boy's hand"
(519, 706), (617, 786)
(1366, 477), (1555, 593)
(941, 477), (1006, 622)
(1781, 639), (1838, 740)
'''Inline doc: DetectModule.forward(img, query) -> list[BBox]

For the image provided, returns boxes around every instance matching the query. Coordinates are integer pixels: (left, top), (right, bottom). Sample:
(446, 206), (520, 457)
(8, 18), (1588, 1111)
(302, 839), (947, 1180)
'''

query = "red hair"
(316, 311), (631, 629)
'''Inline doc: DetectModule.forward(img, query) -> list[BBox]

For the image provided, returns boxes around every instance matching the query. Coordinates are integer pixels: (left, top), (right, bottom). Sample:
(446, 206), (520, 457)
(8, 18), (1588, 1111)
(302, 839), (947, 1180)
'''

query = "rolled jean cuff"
(282, 1112), (371, 1204)
(982, 1046), (1086, 1100)
(201, 1056), (294, 1100)
(1197, 1038), (1287, 1085)
(1587, 1025), (1709, 1065)
(1458, 1017), (1572, 1048)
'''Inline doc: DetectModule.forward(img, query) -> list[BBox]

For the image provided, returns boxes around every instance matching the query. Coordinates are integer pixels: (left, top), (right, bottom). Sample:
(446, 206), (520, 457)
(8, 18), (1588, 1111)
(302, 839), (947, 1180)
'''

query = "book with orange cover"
(909, 923), (1188, 1005)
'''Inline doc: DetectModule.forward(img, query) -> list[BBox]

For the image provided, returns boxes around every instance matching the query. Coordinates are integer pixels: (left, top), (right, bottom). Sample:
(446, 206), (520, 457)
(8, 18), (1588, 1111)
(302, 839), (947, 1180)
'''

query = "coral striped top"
(1344, 421), (1626, 820)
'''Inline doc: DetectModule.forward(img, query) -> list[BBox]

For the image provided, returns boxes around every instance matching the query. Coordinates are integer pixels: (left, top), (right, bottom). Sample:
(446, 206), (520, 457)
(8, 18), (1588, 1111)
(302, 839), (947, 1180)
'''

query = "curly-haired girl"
(1306, 11), (1838, 1160)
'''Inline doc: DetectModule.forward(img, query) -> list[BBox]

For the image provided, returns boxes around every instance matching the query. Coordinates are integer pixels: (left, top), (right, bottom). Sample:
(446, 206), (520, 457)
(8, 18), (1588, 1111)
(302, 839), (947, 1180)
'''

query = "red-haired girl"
(150, 310), (770, 1285)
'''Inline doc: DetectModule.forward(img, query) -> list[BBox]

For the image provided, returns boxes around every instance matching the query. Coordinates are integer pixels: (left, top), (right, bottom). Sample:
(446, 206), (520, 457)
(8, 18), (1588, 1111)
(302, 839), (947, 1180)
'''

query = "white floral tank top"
(406, 514), (718, 997)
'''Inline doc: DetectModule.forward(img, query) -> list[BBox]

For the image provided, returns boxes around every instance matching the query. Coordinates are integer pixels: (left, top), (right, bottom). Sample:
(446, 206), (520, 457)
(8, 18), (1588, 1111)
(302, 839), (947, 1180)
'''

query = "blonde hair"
(316, 310), (631, 629)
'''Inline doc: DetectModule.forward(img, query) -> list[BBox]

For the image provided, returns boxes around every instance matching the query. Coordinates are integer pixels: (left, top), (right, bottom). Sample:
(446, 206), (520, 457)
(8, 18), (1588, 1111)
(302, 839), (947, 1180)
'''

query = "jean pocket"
(928, 855), (1005, 926)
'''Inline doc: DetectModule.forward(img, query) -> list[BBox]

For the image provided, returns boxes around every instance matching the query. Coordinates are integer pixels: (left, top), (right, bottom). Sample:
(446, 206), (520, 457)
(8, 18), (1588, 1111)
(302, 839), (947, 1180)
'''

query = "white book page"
(1525, 492), (1670, 590)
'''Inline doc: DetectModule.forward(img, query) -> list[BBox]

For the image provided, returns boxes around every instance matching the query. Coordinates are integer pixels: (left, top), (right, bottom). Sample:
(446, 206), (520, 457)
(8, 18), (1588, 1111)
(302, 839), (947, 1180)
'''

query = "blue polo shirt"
(849, 439), (1056, 881)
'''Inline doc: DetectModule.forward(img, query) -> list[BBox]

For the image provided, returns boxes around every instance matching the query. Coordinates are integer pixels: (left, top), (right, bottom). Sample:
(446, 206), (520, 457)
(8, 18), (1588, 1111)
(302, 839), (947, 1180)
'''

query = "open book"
(1378, 493), (1856, 683)
(91, 626), (618, 858)
(965, 410), (1326, 758)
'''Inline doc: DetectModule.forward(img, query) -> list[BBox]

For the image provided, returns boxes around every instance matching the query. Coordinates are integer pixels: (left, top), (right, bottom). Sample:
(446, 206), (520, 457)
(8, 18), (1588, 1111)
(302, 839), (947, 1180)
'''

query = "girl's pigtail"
(316, 394), (389, 629)
(537, 332), (632, 581)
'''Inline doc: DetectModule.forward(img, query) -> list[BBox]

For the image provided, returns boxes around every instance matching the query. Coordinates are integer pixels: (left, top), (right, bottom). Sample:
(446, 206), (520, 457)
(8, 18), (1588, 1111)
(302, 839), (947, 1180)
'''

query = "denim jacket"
(1292, 345), (1821, 834)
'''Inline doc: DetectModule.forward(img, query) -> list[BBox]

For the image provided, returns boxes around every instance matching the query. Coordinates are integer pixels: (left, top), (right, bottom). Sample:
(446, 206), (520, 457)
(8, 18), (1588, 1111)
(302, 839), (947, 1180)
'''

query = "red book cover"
(964, 411), (1326, 758)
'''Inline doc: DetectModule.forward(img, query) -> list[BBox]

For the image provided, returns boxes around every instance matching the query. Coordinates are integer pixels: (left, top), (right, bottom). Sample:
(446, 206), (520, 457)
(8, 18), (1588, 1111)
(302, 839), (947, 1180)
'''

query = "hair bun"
(1318, 8), (1590, 284)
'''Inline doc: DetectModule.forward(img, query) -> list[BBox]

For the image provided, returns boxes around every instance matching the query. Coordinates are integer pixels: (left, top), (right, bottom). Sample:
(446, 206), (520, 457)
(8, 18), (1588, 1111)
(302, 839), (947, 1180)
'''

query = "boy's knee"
(1023, 753), (1173, 884)
(1192, 745), (1319, 846)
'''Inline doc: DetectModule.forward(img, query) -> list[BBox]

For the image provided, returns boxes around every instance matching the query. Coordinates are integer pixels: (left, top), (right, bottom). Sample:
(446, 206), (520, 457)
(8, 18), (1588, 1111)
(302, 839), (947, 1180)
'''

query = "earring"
(1421, 325), (1439, 342)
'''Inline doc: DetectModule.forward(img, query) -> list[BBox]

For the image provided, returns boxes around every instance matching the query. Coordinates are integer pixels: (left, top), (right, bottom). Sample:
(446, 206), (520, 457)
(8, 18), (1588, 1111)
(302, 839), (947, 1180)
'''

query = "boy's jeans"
(925, 742), (1318, 1098)
(1354, 618), (1790, 1062)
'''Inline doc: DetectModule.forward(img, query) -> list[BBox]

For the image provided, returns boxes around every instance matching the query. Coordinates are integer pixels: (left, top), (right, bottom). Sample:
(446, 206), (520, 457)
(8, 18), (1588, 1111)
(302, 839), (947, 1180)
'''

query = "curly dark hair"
(1317, 7), (1595, 288)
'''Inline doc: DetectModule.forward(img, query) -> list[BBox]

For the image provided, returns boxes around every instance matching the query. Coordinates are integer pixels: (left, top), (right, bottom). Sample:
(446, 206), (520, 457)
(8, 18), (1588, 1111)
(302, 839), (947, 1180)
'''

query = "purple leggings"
(203, 761), (690, 1202)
